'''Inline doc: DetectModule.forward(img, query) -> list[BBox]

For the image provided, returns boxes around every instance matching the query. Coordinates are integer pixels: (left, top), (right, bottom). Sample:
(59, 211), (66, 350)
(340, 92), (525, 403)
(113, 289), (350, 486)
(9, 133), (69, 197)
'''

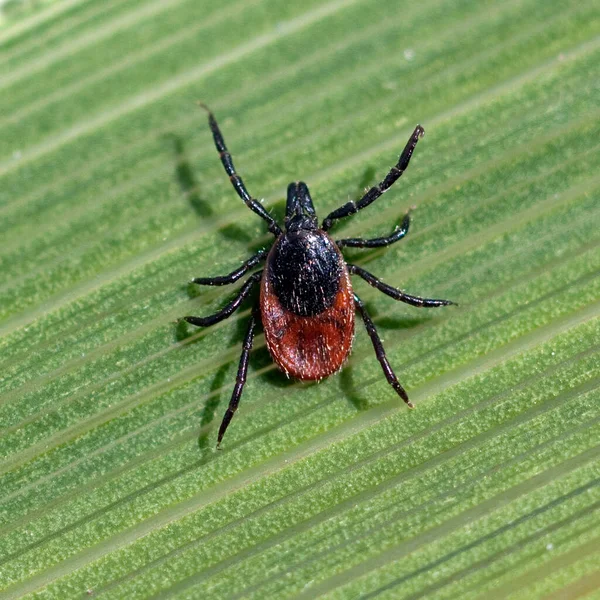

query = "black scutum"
(269, 231), (343, 316)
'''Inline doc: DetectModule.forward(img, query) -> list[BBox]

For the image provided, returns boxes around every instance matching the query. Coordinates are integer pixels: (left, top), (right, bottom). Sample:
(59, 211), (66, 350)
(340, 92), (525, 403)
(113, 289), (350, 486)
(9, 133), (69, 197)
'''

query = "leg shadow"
(163, 133), (253, 244)
(340, 365), (369, 411)
(376, 315), (432, 330)
(197, 362), (230, 452)
(355, 165), (377, 200)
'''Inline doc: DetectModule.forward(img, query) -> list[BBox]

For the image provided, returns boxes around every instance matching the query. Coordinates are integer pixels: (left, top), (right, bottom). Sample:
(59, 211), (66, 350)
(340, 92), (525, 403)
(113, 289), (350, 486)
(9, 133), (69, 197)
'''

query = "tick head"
(286, 213), (317, 232)
(285, 181), (318, 232)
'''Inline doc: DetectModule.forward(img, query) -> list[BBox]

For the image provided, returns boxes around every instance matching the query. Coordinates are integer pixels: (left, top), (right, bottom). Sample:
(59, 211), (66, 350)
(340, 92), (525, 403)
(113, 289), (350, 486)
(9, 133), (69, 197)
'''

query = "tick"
(183, 105), (454, 446)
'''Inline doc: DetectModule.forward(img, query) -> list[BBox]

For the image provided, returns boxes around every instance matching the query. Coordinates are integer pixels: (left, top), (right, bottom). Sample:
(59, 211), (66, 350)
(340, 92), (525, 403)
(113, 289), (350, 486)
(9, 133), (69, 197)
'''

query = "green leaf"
(1, 0), (599, 598)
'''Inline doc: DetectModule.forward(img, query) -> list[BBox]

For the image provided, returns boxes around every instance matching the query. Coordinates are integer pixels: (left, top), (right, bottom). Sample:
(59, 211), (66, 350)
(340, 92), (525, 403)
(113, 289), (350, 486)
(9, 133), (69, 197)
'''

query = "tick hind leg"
(349, 265), (454, 308)
(183, 271), (261, 327)
(337, 213), (410, 249)
(354, 294), (412, 406)
(217, 311), (258, 446)
(199, 104), (281, 236)
(322, 126), (424, 231)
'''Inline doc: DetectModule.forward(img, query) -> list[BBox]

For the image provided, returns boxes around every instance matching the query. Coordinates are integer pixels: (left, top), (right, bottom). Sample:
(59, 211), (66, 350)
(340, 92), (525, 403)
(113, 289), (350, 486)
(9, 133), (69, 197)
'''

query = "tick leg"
(192, 249), (267, 286)
(199, 104), (282, 237)
(349, 264), (454, 308)
(337, 213), (410, 249)
(217, 311), (257, 447)
(322, 126), (424, 231)
(354, 294), (412, 406)
(183, 271), (261, 327)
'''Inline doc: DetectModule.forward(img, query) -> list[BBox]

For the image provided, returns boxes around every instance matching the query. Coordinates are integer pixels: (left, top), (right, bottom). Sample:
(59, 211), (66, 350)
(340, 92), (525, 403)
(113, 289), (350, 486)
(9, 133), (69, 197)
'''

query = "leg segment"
(337, 213), (410, 249)
(354, 294), (412, 406)
(183, 271), (262, 327)
(199, 103), (282, 236)
(322, 126), (424, 231)
(192, 249), (267, 286)
(217, 311), (257, 446)
(349, 264), (454, 308)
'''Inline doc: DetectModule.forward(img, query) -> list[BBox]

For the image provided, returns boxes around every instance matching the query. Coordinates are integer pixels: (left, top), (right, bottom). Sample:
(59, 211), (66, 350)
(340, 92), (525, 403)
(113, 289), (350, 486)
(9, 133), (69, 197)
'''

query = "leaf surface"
(1, 0), (599, 598)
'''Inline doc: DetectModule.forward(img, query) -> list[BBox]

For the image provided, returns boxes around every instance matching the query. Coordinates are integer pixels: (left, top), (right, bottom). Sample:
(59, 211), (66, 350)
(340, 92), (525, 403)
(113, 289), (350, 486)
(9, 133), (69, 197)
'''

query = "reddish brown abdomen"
(260, 245), (355, 381)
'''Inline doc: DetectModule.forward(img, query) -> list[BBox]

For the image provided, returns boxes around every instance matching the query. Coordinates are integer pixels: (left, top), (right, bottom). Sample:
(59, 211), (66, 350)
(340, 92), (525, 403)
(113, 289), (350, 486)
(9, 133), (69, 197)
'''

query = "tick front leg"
(217, 311), (257, 447)
(337, 213), (410, 249)
(354, 294), (412, 406)
(183, 271), (261, 327)
(199, 104), (282, 237)
(191, 249), (267, 286)
(349, 264), (454, 308)
(322, 125), (424, 231)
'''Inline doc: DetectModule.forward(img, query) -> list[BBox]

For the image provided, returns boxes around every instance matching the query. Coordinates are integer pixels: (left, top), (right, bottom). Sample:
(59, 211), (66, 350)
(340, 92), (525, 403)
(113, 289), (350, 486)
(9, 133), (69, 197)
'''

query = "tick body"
(183, 105), (454, 446)
(261, 227), (354, 380)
